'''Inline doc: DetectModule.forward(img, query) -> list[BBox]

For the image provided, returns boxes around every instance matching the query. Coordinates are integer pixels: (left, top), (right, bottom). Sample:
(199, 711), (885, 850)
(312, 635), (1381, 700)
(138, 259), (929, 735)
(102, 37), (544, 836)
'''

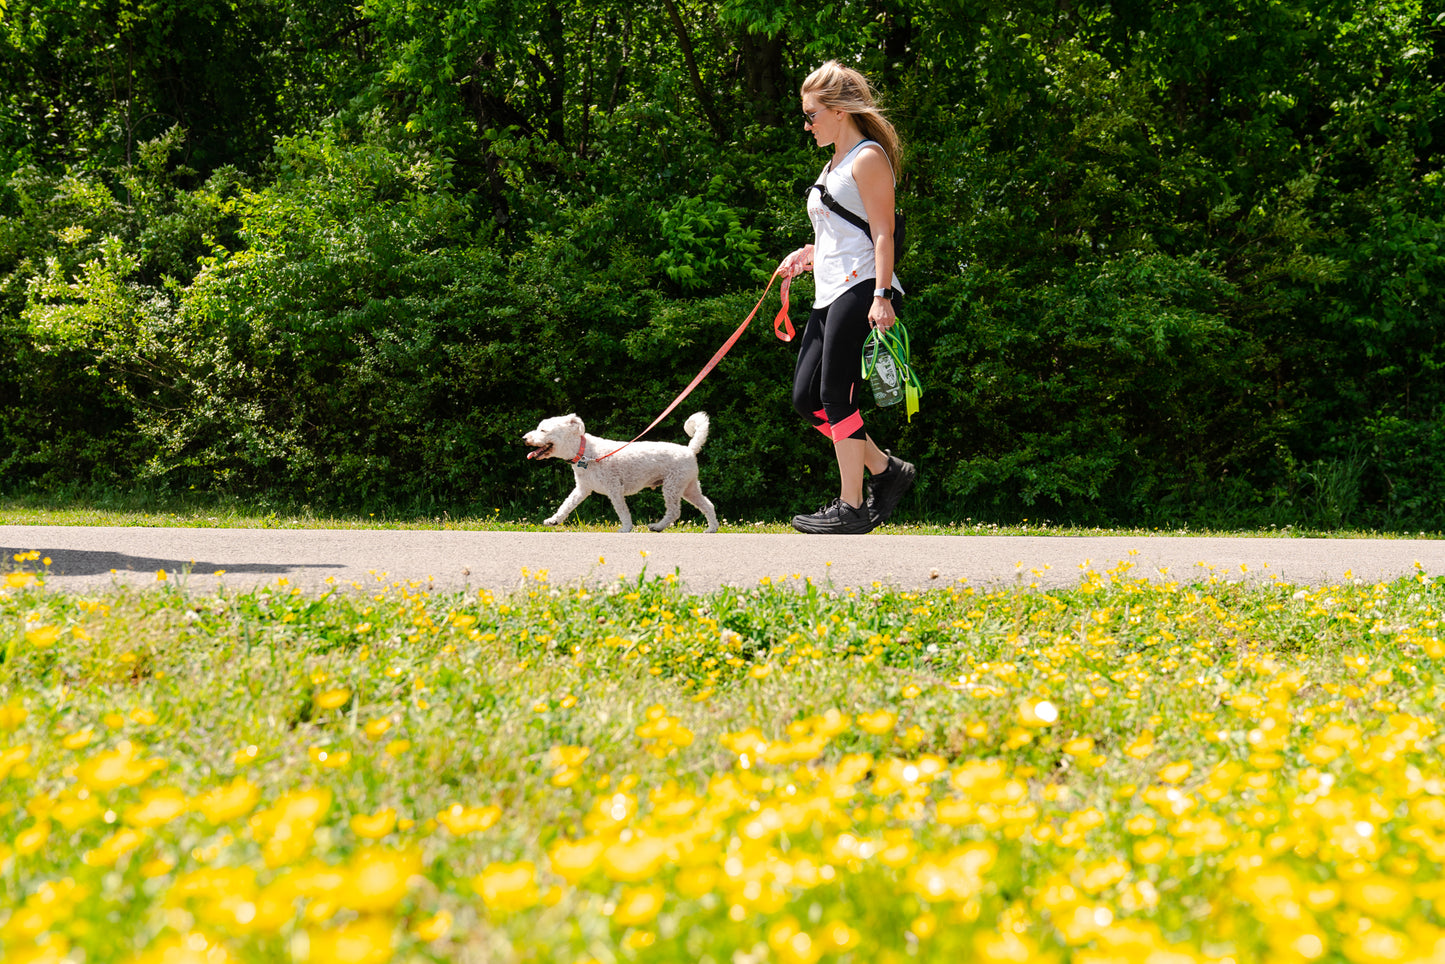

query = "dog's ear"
(565, 414), (583, 429)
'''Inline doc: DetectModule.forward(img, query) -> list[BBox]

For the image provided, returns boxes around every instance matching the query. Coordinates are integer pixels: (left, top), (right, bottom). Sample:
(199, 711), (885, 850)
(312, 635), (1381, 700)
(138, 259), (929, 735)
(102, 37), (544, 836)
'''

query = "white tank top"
(807, 139), (904, 308)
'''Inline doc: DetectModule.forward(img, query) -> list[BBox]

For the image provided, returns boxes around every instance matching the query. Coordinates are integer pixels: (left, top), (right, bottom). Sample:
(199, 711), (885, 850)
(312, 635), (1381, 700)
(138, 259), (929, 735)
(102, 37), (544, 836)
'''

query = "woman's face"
(801, 93), (839, 148)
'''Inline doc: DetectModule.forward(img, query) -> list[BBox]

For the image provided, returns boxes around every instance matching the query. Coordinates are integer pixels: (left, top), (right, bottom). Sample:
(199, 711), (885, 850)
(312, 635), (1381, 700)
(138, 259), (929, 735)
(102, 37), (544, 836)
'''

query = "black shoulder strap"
(807, 139), (884, 240)
(807, 182), (873, 239)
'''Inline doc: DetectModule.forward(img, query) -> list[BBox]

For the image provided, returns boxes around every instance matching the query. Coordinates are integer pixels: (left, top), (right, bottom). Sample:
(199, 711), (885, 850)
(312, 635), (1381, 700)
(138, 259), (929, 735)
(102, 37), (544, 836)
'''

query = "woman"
(779, 60), (916, 535)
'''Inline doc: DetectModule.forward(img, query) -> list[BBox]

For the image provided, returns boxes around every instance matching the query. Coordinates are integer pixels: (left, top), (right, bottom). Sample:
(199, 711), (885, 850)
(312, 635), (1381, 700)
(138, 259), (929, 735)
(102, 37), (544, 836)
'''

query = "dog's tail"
(684, 412), (710, 454)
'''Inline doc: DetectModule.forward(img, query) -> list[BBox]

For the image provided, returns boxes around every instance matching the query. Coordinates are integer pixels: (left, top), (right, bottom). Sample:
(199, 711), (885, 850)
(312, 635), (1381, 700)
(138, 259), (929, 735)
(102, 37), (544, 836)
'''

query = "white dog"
(523, 411), (719, 533)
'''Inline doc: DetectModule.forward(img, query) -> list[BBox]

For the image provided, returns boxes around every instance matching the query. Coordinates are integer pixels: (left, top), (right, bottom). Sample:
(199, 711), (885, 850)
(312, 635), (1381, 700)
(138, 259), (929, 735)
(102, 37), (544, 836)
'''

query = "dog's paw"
(543, 516), (562, 526)
(648, 522), (667, 532)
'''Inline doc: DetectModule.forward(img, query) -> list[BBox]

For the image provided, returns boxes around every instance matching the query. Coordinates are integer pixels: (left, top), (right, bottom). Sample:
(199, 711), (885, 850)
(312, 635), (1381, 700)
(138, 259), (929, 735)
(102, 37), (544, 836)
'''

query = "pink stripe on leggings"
(830, 410), (865, 441)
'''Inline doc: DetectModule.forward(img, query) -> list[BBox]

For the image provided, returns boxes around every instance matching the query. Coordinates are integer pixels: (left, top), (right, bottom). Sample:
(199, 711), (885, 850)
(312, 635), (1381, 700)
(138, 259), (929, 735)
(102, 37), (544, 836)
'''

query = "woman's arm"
(853, 145), (897, 330)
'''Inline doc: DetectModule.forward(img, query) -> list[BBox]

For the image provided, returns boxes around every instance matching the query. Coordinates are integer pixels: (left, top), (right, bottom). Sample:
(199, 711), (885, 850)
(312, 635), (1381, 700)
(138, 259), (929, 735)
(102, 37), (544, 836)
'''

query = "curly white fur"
(523, 411), (719, 533)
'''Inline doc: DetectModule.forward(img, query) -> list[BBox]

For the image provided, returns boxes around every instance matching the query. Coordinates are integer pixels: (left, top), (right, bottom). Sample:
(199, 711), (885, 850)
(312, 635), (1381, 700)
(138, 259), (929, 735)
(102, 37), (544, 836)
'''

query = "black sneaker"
(791, 498), (876, 535)
(867, 451), (916, 525)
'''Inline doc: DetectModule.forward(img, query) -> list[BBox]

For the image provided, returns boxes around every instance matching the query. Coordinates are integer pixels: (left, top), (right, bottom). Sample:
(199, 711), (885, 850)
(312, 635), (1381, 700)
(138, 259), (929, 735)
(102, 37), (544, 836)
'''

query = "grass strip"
(2, 555), (1443, 962)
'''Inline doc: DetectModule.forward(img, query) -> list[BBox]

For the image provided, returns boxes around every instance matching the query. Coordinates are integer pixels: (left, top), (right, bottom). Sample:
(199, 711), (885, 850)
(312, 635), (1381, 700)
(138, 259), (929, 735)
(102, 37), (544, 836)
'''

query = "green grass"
(4, 494), (1439, 538)
(3, 552), (1444, 962)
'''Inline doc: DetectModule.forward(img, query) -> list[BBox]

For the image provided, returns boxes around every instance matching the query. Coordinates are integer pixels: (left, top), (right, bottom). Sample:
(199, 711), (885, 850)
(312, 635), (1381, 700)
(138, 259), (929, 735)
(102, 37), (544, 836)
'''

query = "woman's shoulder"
(851, 141), (893, 180)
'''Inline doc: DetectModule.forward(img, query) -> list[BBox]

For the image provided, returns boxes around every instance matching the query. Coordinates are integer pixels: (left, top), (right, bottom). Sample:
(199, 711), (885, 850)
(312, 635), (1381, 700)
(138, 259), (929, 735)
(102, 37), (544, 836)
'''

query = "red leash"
(586, 267), (797, 465)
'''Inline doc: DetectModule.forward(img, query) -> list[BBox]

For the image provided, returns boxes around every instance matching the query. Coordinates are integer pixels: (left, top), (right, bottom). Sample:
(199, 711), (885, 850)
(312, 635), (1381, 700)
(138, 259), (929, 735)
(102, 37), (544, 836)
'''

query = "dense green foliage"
(1, 0), (1441, 528)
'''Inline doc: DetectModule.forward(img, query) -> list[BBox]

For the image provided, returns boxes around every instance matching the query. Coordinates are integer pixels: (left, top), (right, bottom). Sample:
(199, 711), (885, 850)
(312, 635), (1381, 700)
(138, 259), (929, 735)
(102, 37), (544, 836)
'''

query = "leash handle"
(593, 267), (788, 463)
(775, 274), (795, 342)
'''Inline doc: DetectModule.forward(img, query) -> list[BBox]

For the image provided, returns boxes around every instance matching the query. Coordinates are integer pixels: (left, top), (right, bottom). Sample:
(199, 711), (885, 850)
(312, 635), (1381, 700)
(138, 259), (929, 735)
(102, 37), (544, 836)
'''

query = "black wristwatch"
(873, 287), (893, 300)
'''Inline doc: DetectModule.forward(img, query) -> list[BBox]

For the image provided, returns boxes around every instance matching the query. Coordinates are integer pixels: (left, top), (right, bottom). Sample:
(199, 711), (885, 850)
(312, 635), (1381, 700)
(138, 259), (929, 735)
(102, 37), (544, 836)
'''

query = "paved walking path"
(3, 526), (1444, 595)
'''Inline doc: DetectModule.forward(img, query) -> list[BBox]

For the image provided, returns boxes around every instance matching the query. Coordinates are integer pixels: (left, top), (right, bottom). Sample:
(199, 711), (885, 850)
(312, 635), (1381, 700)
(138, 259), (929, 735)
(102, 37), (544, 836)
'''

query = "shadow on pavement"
(2, 547), (339, 578)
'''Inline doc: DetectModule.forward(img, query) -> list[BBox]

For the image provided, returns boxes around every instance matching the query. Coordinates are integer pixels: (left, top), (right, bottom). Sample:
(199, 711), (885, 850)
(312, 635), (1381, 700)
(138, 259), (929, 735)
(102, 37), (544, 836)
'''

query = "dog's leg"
(682, 479), (719, 534)
(545, 487), (589, 527)
(606, 492), (634, 533)
(650, 481), (685, 532)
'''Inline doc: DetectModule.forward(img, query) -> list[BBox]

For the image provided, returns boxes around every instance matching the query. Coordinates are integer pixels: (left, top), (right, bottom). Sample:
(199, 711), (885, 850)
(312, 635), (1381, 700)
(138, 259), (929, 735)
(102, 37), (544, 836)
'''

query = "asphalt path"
(4, 525), (1445, 595)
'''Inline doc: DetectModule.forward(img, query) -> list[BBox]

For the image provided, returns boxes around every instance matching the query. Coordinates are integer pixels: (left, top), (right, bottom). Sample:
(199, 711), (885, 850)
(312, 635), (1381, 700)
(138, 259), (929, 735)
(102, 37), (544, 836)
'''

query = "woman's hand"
(779, 244), (814, 279)
(869, 295), (896, 331)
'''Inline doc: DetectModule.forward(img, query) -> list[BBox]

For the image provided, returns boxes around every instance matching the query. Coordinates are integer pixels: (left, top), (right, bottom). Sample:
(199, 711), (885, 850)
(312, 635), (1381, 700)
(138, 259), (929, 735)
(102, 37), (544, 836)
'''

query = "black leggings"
(791, 278), (888, 441)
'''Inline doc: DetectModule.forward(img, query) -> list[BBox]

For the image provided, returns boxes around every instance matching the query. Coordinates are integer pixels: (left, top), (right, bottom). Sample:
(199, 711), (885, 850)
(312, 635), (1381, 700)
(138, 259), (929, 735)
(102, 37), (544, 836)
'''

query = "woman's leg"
(790, 307), (833, 437)
(817, 281), (884, 507)
(792, 282), (911, 532)
(834, 437), (893, 507)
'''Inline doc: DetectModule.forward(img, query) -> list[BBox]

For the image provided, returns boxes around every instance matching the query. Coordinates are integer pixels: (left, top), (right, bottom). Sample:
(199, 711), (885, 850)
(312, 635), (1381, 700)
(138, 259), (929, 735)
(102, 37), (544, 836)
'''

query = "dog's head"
(523, 414), (585, 461)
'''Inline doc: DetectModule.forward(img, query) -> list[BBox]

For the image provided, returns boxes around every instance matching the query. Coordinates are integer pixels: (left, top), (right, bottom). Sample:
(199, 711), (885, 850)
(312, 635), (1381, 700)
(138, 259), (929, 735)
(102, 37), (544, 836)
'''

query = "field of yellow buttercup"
(2, 549), (1444, 963)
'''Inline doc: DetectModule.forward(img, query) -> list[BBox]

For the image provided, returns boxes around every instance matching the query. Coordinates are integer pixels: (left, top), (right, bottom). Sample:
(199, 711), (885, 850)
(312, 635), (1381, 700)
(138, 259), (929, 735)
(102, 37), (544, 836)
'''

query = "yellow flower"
(411, 910), (453, 942)
(674, 865), (719, 898)
(315, 689), (352, 710)
(1124, 731), (1156, 759)
(308, 746), (351, 769)
(823, 921), (860, 951)
(1343, 875), (1414, 919)
(612, 885), (665, 926)
(857, 710), (897, 735)
(0, 701), (27, 730)
(363, 717), (392, 740)
(350, 808), (398, 840)
(602, 835), (669, 882)
(76, 741), (166, 791)
(907, 844), (996, 902)
(24, 625), (61, 648)
(474, 861), (538, 914)
(130, 931), (239, 964)
(84, 827), (145, 866)
(436, 803), (500, 835)
(1157, 760), (1193, 785)
(1, 742), (32, 780)
(1132, 836), (1171, 864)
(347, 845), (422, 913)
(307, 916), (394, 964)
(250, 787), (331, 867)
(51, 793), (103, 830)
(1017, 700), (1059, 727)
(548, 837), (604, 884)
(125, 787), (188, 827)
(768, 917), (823, 964)
(141, 857), (175, 878)
(1125, 815), (1157, 836)
(15, 820), (51, 855)
(548, 745), (591, 769)
(193, 778), (260, 824)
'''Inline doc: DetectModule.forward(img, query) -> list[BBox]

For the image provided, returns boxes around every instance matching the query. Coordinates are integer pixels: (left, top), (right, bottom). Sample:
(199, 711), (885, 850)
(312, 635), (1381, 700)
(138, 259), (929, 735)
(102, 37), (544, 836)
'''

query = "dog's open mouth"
(526, 442), (554, 460)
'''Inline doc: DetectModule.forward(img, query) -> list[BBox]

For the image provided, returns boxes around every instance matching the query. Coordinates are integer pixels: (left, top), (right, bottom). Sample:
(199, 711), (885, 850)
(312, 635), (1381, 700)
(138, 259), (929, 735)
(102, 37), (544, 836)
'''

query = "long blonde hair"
(801, 61), (903, 175)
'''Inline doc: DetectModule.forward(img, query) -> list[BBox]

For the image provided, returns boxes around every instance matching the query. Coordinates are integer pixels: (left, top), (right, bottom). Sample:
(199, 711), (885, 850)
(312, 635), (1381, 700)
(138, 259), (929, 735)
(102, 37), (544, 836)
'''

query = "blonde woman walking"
(778, 61), (915, 534)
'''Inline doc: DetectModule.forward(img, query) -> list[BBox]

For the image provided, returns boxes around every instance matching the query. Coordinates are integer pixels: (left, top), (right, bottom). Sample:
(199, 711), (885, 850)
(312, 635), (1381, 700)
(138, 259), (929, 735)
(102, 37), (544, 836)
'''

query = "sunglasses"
(802, 108), (822, 125)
